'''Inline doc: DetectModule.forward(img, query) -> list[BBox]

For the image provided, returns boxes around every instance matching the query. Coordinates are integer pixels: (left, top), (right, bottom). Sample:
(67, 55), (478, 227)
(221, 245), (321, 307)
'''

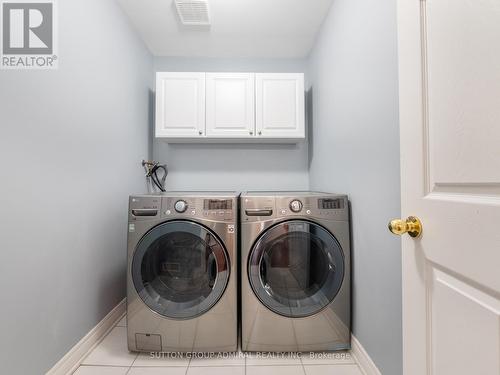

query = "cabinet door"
(256, 73), (305, 139)
(206, 73), (255, 138)
(155, 72), (205, 138)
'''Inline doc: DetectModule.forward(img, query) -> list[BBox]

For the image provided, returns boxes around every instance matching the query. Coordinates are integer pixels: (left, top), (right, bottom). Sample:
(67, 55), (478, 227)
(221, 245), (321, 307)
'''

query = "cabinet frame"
(155, 72), (305, 143)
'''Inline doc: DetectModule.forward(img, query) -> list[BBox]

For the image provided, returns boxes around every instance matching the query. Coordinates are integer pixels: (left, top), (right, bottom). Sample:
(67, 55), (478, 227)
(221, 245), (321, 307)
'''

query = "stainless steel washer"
(240, 191), (351, 352)
(127, 192), (238, 352)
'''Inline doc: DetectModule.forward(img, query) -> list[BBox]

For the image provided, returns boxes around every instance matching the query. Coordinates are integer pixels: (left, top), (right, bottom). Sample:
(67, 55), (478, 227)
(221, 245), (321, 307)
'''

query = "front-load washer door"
(132, 220), (229, 320)
(248, 220), (345, 318)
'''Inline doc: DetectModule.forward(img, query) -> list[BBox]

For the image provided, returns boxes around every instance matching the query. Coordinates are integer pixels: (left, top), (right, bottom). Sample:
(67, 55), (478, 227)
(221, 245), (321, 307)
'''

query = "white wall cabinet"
(256, 73), (305, 139)
(156, 72), (206, 138)
(206, 73), (255, 138)
(155, 72), (305, 142)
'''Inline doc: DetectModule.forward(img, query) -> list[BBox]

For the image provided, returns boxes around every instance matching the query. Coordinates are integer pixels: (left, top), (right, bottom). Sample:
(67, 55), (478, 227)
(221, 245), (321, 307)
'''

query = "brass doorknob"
(388, 216), (422, 238)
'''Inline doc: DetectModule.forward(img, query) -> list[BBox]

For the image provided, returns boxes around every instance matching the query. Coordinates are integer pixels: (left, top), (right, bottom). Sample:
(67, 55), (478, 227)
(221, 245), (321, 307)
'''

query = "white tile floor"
(75, 315), (364, 375)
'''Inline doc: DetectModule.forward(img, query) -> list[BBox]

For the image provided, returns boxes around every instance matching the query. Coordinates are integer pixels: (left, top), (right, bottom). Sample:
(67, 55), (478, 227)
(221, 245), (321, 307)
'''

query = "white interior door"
(397, 1), (500, 374)
(206, 73), (255, 138)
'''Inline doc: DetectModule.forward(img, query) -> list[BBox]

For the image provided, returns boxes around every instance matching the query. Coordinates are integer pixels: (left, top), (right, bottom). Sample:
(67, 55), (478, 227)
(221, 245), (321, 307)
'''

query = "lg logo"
(1, 0), (57, 69)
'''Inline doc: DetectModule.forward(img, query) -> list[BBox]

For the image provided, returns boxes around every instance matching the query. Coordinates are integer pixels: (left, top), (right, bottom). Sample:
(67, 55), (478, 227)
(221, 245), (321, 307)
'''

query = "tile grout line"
(75, 364), (134, 368)
(300, 354), (307, 375)
(122, 318), (135, 374)
(125, 351), (139, 374)
(184, 354), (192, 375)
(77, 323), (120, 372)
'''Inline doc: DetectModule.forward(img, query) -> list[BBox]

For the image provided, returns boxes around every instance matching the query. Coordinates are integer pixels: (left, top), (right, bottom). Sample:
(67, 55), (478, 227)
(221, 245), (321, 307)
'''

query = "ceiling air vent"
(174, 0), (211, 26)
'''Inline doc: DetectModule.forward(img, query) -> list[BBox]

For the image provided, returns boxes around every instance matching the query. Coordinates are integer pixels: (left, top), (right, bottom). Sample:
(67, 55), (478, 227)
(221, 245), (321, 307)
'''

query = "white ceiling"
(117, 0), (334, 58)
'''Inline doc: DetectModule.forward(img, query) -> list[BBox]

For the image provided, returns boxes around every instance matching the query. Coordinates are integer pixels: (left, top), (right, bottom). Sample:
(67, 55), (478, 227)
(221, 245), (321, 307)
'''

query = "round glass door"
(132, 220), (229, 319)
(248, 220), (344, 318)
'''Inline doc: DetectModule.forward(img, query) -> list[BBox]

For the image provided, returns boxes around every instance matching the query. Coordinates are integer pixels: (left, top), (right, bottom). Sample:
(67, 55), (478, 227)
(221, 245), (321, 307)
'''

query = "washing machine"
(240, 191), (351, 352)
(127, 192), (238, 352)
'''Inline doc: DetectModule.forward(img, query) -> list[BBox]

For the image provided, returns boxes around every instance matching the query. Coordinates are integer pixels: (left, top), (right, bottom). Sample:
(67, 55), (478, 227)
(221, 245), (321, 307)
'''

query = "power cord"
(142, 160), (168, 192)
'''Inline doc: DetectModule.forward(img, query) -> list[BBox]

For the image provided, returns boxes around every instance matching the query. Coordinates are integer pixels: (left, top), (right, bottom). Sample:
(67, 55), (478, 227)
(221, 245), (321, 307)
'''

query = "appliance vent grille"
(174, 0), (210, 26)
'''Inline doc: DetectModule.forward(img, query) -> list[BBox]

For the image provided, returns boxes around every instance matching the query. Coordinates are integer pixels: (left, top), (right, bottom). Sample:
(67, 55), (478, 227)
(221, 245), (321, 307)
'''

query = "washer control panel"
(241, 193), (348, 222)
(277, 196), (348, 220)
(129, 195), (237, 223)
(162, 197), (235, 221)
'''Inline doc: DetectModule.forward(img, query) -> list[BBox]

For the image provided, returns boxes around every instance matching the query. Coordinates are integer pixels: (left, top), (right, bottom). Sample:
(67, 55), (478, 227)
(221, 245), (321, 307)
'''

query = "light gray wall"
(306, 0), (402, 374)
(0, 1), (152, 374)
(153, 57), (309, 191)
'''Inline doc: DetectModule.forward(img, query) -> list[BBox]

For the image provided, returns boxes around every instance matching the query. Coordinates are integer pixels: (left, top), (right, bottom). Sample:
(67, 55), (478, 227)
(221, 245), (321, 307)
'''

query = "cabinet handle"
(198, 130), (203, 135)
(258, 131), (262, 136)
(249, 131), (253, 135)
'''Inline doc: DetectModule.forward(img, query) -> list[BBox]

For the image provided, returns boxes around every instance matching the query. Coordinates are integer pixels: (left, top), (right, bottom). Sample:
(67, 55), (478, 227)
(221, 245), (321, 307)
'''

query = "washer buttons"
(306, 209), (311, 215)
(165, 210), (171, 215)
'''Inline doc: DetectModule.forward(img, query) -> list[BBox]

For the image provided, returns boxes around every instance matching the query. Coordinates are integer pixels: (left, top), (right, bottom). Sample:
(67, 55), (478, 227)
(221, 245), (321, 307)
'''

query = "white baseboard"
(46, 298), (126, 375)
(351, 335), (381, 375)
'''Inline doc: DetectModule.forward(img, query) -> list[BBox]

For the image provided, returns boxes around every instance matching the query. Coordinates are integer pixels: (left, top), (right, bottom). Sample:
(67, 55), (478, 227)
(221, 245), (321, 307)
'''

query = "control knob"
(174, 200), (188, 213)
(289, 199), (303, 213)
